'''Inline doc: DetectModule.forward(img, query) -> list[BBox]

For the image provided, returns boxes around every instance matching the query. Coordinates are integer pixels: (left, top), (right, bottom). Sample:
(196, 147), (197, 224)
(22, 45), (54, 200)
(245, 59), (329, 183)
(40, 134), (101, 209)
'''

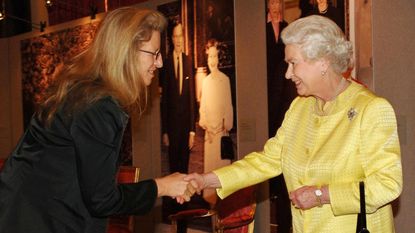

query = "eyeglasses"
(138, 49), (162, 61)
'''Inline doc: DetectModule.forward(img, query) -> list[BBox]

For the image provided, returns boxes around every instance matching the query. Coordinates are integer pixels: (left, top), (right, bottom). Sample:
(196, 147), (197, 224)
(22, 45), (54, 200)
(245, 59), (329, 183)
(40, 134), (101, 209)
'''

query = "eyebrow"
(285, 58), (293, 63)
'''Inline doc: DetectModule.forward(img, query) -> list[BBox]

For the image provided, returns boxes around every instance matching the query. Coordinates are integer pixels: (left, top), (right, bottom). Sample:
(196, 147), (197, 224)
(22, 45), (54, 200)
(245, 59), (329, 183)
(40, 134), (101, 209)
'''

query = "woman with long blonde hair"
(0, 7), (195, 233)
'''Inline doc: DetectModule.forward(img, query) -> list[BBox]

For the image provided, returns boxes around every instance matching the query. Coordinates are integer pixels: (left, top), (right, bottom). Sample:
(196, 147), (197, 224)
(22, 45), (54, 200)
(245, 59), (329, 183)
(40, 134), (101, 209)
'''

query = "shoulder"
(281, 96), (313, 122)
(352, 82), (391, 107)
(289, 95), (312, 109)
(218, 71), (230, 80)
(204, 74), (213, 81)
(349, 82), (396, 121)
(73, 97), (129, 129)
(65, 97), (129, 143)
(183, 53), (192, 60)
(87, 97), (125, 113)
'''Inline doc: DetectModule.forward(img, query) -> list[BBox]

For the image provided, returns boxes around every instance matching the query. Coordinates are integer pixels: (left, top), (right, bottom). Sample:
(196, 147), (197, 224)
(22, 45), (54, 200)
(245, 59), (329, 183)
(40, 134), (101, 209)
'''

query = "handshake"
(155, 172), (211, 204)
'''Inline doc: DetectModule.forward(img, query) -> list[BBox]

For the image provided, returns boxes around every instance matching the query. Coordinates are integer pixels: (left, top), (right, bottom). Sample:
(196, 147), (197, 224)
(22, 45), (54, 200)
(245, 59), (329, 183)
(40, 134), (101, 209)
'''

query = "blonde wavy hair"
(39, 7), (167, 126)
(281, 15), (353, 74)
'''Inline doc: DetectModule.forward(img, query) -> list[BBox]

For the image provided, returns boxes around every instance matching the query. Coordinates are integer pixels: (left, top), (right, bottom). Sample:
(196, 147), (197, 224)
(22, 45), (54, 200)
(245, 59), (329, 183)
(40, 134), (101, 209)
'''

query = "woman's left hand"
(289, 185), (329, 210)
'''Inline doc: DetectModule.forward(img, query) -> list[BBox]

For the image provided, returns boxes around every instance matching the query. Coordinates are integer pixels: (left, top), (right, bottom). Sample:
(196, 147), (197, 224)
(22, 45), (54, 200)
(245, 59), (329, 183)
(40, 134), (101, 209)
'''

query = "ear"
(318, 58), (330, 73)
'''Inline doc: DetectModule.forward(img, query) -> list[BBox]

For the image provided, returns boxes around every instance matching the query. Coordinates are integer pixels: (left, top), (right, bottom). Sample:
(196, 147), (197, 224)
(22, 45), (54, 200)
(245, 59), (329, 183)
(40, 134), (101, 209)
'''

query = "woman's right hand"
(155, 172), (196, 203)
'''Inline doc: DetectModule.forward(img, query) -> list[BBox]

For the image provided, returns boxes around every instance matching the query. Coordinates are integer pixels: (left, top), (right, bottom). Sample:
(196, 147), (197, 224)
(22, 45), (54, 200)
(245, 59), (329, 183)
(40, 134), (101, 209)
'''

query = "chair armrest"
(168, 208), (215, 221)
(218, 214), (255, 230)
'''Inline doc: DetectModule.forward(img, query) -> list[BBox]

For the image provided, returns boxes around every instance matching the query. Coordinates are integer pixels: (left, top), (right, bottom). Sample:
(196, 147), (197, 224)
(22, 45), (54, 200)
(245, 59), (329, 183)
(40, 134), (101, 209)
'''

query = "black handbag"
(220, 135), (234, 160)
(356, 182), (370, 233)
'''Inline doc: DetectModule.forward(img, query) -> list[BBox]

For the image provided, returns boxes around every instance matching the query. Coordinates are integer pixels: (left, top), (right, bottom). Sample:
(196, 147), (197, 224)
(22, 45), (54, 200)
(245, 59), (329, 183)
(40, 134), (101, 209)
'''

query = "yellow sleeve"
(213, 115), (289, 199)
(330, 97), (403, 215)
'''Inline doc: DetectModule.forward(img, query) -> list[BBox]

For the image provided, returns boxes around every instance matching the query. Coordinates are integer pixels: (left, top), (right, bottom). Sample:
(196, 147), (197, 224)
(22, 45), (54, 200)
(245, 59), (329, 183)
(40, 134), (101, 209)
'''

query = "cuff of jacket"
(119, 179), (158, 215)
(212, 168), (240, 200)
(329, 182), (359, 216)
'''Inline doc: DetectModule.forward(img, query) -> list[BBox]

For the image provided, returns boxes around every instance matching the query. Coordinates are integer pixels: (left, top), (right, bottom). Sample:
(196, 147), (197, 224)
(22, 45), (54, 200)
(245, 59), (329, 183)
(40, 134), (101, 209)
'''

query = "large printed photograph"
(157, 0), (236, 231)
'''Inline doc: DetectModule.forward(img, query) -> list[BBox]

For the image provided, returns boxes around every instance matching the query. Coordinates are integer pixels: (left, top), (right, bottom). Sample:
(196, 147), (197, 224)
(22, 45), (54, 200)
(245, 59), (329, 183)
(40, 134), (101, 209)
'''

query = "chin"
(143, 77), (153, 86)
(296, 89), (306, 96)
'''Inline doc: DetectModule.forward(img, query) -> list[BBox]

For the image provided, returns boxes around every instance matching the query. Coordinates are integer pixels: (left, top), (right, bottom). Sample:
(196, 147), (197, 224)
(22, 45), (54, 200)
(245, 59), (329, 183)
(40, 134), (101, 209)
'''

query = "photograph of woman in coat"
(198, 39), (234, 206)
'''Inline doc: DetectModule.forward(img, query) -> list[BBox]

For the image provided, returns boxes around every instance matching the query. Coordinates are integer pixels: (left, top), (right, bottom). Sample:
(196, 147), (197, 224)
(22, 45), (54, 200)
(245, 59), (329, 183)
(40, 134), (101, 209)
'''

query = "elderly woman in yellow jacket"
(186, 15), (402, 233)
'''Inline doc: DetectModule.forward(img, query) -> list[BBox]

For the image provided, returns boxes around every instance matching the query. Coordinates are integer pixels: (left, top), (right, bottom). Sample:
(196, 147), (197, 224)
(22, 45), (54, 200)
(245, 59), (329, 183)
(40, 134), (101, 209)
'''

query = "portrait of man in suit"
(161, 23), (196, 174)
(160, 22), (196, 233)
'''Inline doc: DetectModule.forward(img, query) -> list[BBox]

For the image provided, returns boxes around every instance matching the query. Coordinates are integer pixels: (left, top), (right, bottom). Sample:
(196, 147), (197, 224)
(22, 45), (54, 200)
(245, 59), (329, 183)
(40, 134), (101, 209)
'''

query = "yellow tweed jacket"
(214, 81), (402, 233)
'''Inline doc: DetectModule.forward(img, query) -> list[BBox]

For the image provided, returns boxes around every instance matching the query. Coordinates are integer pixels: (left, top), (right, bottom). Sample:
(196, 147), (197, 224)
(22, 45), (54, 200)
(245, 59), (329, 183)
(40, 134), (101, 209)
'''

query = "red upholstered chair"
(106, 166), (140, 233)
(169, 185), (257, 233)
(0, 159), (4, 171)
(0, 158), (7, 171)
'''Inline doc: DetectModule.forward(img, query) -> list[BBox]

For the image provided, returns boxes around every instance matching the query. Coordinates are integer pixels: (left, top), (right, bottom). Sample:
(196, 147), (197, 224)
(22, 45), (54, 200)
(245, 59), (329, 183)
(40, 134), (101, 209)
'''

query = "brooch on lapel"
(347, 108), (358, 121)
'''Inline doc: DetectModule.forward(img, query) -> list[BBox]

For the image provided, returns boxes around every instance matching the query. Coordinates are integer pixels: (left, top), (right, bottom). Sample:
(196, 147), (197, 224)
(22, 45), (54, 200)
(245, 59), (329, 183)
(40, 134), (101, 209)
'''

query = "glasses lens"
(155, 51), (161, 60)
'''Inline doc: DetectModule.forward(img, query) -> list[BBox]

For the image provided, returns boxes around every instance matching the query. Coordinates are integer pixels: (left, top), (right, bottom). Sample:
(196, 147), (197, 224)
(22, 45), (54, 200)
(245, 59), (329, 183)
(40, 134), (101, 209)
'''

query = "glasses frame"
(138, 49), (162, 61)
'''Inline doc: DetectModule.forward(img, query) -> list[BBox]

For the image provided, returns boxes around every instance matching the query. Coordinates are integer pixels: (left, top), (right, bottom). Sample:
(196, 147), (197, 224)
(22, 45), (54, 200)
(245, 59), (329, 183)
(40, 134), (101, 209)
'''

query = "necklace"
(314, 78), (348, 116)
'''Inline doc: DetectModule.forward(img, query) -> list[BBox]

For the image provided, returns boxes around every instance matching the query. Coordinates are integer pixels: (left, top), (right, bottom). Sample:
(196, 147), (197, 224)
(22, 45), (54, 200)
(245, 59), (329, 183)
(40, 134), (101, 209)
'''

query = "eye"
(287, 61), (295, 66)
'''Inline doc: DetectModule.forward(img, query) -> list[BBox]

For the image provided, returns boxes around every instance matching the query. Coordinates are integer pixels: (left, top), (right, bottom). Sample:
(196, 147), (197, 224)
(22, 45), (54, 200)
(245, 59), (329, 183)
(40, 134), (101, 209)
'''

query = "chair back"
(215, 185), (257, 233)
(168, 185), (257, 233)
(106, 166), (140, 233)
(116, 166), (140, 183)
(0, 158), (6, 171)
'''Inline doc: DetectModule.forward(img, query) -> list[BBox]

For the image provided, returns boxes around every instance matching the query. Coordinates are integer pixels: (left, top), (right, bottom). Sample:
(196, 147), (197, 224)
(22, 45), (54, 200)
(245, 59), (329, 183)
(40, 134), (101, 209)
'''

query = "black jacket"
(0, 97), (157, 233)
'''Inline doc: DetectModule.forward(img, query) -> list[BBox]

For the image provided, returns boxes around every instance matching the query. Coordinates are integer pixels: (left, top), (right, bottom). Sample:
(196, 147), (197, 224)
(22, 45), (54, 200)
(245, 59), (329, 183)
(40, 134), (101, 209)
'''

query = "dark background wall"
(0, 0), (31, 38)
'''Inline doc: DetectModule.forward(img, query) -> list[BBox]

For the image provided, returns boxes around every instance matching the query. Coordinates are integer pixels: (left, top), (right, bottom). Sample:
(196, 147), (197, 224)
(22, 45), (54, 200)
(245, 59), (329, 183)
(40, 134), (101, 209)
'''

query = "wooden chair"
(106, 166), (140, 233)
(169, 185), (257, 233)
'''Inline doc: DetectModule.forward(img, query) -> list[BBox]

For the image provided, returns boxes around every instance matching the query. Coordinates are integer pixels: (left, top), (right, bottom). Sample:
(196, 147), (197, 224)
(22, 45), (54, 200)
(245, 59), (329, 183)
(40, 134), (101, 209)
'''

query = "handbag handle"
(356, 182), (370, 233)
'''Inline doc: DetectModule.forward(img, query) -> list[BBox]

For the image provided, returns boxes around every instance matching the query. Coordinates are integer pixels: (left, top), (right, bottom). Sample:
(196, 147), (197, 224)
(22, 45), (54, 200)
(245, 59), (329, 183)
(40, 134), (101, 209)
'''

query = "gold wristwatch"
(315, 188), (323, 207)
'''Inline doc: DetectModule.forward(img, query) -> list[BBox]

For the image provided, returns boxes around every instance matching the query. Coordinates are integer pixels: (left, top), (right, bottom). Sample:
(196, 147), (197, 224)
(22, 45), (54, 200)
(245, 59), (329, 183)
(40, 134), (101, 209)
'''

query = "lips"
(293, 79), (301, 88)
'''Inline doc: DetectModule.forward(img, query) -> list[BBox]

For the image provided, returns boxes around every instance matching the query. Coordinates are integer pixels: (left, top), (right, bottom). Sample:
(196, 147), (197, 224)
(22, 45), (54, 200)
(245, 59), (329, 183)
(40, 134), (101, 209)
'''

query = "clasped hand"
(156, 172), (199, 204)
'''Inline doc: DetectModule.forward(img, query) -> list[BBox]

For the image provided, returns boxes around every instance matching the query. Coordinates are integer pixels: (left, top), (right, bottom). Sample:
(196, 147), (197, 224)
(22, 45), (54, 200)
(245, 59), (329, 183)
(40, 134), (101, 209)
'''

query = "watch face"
(315, 189), (323, 196)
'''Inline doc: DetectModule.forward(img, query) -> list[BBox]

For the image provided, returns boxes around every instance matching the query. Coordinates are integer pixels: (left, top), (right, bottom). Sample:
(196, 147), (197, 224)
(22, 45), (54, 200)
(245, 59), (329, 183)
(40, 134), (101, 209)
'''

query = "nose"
(285, 65), (293, 80)
(155, 54), (163, 68)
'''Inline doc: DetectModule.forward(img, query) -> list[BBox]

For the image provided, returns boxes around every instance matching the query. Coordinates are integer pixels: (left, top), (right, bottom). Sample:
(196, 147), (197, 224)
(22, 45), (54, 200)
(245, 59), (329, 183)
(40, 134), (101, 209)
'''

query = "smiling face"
(172, 24), (184, 53)
(268, 0), (282, 20)
(284, 44), (325, 98)
(316, 0), (327, 5)
(207, 46), (219, 73)
(137, 30), (162, 86)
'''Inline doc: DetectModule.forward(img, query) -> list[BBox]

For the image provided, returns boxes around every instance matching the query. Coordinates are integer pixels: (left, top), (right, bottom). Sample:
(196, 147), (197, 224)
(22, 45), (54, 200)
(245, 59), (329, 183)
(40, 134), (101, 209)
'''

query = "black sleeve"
(71, 99), (157, 217)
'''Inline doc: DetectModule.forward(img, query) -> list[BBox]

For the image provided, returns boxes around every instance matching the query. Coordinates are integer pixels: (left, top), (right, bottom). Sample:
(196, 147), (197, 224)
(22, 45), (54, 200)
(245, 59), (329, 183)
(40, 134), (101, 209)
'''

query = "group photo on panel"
(0, 0), (403, 233)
